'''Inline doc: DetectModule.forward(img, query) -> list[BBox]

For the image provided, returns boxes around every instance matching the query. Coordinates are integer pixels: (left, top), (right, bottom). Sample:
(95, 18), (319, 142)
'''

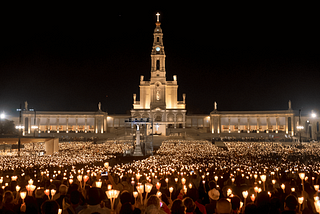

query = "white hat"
(208, 188), (220, 201)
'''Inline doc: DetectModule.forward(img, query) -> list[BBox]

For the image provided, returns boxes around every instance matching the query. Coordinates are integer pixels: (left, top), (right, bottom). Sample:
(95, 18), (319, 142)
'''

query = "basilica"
(19, 13), (319, 141)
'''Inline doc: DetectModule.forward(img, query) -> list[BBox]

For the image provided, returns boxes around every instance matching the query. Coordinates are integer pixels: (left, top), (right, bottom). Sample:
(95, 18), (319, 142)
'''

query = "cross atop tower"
(156, 12), (160, 22)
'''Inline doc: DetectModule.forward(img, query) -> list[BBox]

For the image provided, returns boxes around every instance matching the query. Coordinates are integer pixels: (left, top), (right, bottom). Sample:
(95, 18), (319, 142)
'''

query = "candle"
(169, 186), (174, 193)
(260, 175), (266, 191)
(181, 178), (186, 185)
(133, 191), (138, 204)
(83, 175), (89, 183)
(156, 191), (162, 198)
(156, 182), (161, 190)
(96, 180), (102, 188)
(254, 186), (258, 194)
(281, 184), (285, 193)
(183, 185), (187, 194)
(225, 188), (232, 196)
(298, 196), (304, 212)
(108, 184), (112, 190)
(136, 173), (141, 182)
(51, 189), (56, 200)
(299, 172), (305, 191)
(44, 189), (50, 199)
(20, 192), (27, 203)
(250, 194), (255, 202)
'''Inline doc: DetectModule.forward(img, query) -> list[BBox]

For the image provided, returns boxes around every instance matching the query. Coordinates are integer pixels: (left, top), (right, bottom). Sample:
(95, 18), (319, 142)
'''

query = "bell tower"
(131, 12), (186, 133)
(150, 12), (166, 81)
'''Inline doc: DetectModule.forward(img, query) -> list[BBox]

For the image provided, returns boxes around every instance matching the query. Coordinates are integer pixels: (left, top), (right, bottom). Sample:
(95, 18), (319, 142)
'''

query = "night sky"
(1, 6), (319, 118)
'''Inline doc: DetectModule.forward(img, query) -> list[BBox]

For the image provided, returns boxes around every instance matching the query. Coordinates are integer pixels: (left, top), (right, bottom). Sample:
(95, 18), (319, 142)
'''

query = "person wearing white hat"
(205, 181), (220, 214)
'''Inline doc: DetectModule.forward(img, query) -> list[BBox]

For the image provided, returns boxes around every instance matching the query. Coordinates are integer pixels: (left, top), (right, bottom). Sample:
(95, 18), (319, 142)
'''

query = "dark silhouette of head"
(284, 194), (298, 211)
(41, 200), (60, 214)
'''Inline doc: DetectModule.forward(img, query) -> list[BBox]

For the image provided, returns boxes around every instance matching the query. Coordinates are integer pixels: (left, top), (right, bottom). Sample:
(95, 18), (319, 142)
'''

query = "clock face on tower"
(156, 47), (160, 52)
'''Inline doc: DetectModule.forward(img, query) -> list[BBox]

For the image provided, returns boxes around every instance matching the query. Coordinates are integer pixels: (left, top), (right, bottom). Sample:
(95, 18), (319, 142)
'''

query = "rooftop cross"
(156, 12), (160, 22)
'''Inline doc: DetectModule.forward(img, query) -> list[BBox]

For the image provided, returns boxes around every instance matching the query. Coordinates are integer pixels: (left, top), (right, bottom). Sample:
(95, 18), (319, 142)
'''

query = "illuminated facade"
(209, 102), (295, 135)
(130, 13), (186, 135)
(17, 13), (320, 140)
(21, 104), (107, 135)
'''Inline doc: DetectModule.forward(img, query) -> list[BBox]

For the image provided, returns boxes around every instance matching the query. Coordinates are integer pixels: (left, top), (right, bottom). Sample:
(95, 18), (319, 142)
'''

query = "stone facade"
(17, 13), (320, 141)
(130, 16), (186, 135)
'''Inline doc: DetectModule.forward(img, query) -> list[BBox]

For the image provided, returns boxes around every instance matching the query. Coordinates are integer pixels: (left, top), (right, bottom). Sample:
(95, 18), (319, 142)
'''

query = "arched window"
(156, 60), (160, 70)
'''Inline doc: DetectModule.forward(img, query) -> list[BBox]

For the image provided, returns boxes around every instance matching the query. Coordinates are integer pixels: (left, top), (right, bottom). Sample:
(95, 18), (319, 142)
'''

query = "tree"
(0, 119), (17, 135)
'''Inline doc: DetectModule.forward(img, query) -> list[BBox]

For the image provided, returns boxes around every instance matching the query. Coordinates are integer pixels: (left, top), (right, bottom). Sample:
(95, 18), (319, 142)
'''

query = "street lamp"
(297, 125), (304, 145)
(16, 104), (22, 157)
(0, 113), (5, 119)
(310, 111), (317, 140)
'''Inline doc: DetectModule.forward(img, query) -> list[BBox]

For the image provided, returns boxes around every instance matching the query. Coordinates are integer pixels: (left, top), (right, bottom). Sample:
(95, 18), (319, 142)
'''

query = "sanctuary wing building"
(18, 13), (319, 141)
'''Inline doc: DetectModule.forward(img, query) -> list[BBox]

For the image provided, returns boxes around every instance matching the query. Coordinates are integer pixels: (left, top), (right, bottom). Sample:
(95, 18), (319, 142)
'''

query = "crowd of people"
(1, 140), (320, 213)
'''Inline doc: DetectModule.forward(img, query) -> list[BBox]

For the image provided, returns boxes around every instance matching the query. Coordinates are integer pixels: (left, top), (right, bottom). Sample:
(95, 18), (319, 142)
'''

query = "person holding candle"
(171, 199), (186, 214)
(243, 203), (257, 214)
(78, 187), (110, 214)
(183, 197), (204, 214)
(40, 200), (60, 214)
(205, 181), (220, 214)
(269, 197), (281, 214)
(1, 190), (20, 214)
(119, 202), (135, 214)
(215, 198), (232, 214)
(230, 195), (241, 214)
(67, 190), (86, 214)
(145, 195), (167, 214)
(282, 195), (298, 214)
(120, 176), (134, 193)
(158, 193), (172, 214)
(35, 188), (47, 213)
(54, 184), (69, 212)
(186, 189), (206, 214)
(117, 191), (142, 214)
(254, 191), (270, 214)
(22, 195), (39, 214)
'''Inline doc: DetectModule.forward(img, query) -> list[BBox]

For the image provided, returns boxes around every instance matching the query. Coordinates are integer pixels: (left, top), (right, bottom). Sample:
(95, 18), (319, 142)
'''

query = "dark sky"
(1, 6), (319, 118)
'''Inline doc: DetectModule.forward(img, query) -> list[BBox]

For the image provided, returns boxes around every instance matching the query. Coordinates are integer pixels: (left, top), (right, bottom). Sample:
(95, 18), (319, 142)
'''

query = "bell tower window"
(157, 37), (159, 42)
(156, 60), (160, 70)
